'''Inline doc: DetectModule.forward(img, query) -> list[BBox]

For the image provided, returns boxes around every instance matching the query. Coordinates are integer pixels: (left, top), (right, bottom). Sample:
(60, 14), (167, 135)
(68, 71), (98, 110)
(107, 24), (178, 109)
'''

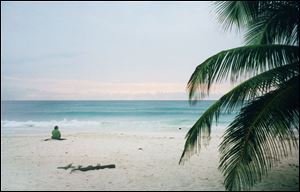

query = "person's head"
(54, 125), (59, 130)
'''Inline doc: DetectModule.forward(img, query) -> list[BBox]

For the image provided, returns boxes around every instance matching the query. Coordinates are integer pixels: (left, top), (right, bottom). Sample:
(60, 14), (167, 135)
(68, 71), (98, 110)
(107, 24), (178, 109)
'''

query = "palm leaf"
(219, 76), (299, 191)
(179, 63), (299, 164)
(214, 1), (299, 38)
(182, 1), (300, 191)
(214, 1), (260, 30)
(188, 45), (299, 102)
(244, 2), (299, 45)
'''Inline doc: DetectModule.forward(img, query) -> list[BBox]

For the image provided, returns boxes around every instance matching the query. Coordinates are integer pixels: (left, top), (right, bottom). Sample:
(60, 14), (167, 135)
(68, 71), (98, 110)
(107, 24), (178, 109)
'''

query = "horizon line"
(1, 99), (218, 101)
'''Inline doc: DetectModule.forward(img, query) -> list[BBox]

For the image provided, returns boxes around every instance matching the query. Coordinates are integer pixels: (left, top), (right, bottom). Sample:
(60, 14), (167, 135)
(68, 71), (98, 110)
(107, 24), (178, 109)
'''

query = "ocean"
(1, 100), (239, 134)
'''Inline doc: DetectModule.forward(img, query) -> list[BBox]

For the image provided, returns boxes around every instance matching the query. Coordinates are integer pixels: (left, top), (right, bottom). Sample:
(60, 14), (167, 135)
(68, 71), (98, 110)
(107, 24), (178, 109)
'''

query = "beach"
(2, 0), (299, 191)
(1, 131), (299, 191)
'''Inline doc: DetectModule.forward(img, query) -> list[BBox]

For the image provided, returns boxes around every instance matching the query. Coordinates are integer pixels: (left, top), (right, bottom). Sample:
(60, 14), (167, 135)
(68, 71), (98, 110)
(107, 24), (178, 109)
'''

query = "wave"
(1, 119), (104, 129)
(1, 118), (229, 134)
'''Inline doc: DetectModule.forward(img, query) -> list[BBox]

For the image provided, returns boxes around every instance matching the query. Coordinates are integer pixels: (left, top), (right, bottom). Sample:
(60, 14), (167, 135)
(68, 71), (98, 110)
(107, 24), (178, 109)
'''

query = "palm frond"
(179, 63), (299, 164)
(214, 1), (299, 37)
(244, 3), (299, 45)
(188, 45), (299, 102)
(219, 76), (299, 191)
(183, 1), (300, 191)
(214, 1), (260, 30)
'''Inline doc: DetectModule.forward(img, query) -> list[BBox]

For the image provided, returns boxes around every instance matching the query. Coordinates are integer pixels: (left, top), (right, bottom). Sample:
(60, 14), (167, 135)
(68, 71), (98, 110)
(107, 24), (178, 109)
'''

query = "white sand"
(1, 131), (299, 191)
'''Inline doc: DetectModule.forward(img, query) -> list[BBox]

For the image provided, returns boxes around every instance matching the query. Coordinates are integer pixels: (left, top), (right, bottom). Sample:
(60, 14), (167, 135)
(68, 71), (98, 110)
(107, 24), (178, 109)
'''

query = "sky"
(1, 1), (243, 100)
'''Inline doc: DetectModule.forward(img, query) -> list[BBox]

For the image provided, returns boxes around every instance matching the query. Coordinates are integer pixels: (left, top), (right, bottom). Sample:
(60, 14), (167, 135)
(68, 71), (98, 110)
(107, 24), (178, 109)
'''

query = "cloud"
(1, 76), (233, 100)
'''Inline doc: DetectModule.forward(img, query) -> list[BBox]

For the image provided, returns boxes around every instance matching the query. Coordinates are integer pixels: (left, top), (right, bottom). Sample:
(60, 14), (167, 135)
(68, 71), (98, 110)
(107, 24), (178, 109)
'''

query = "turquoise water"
(1, 100), (239, 134)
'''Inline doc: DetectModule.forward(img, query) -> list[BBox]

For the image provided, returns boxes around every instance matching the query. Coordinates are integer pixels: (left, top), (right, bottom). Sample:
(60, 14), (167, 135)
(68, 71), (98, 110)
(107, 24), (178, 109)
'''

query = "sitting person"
(52, 125), (61, 140)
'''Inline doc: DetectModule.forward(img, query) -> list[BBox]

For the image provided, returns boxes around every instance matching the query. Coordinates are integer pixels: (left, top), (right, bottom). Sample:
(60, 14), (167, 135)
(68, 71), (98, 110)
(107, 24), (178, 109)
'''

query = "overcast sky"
(1, 1), (243, 100)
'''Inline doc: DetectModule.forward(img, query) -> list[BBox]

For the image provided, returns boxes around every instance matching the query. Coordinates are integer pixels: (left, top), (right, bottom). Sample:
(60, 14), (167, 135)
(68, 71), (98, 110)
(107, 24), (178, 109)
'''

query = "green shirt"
(52, 129), (61, 139)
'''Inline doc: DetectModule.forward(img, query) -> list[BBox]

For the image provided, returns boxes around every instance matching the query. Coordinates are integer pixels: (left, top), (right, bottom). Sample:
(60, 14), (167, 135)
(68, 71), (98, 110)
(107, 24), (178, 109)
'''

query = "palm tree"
(179, 1), (299, 191)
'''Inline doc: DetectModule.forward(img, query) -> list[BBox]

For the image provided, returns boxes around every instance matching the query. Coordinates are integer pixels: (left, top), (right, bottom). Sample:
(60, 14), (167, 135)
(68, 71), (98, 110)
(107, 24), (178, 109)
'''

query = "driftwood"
(57, 163), (76, 170)
(57, 163), (116, 173)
